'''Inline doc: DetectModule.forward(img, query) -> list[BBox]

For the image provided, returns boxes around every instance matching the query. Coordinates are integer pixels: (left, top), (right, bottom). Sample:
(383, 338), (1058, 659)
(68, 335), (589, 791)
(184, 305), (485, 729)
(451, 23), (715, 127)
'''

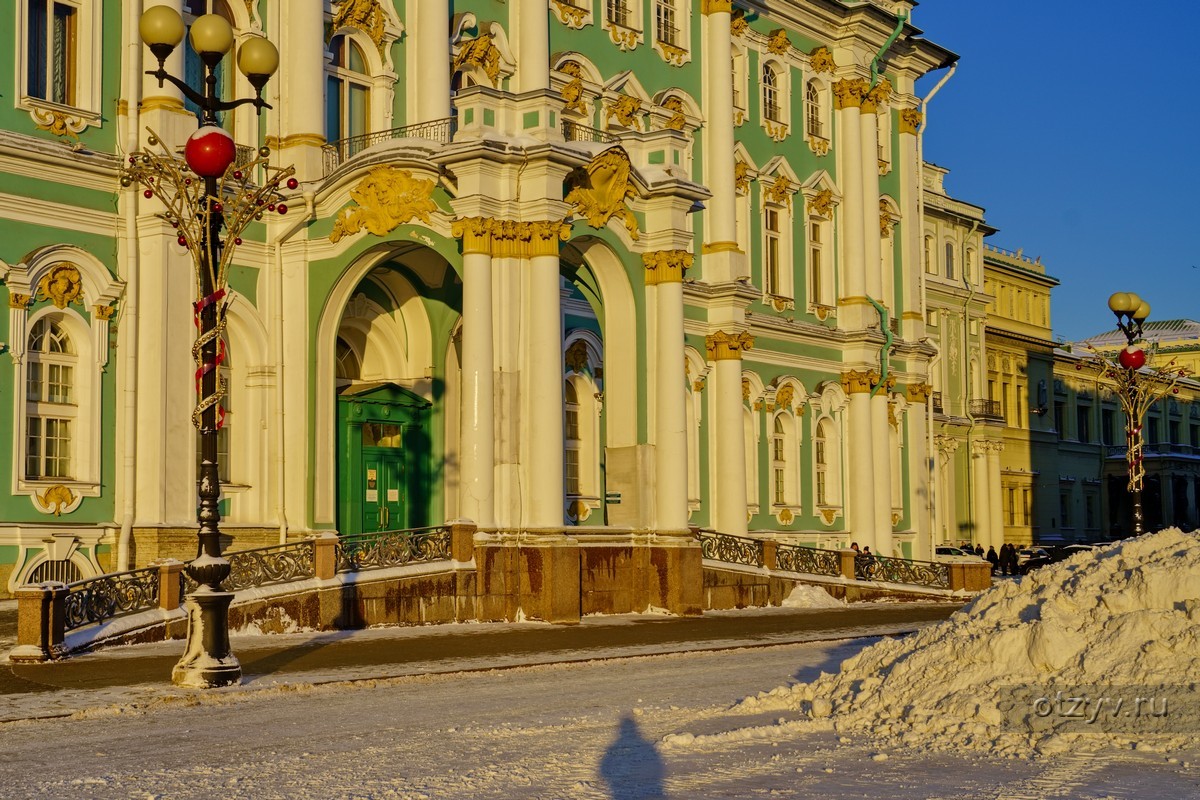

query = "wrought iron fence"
(855, 554), (950, 589)
(776, 542), (841, 577)
(182, 539), (317, 594)
(969, 398), (1004, 421)
(336, 525), (452, 573)
(63, 567), (161, 633)
(562, 119), (617, 144)
(323, 117), (456, 175)
(698, 530), (763, 568)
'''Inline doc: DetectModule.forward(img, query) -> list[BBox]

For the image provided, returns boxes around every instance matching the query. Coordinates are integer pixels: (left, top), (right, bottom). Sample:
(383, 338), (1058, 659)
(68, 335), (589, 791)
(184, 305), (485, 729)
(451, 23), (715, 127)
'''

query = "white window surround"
(550, 0), (593, 30)
(798, 175), (839, 316)
(684, 347), (707, 511)
(759, 56), (790, 141)
(601, 0), (643, 50)
(770, 411), (800, 512)
(650, 0), (690, 65)
(731, 47), (747, 126)
(758, 168), (797, 309)
(2, 247), (123, 515)
(809, 383), (846, 524)
(803, 78), (830, 155)
(15, 0), (103, 132)
(330, 28), (399, 138)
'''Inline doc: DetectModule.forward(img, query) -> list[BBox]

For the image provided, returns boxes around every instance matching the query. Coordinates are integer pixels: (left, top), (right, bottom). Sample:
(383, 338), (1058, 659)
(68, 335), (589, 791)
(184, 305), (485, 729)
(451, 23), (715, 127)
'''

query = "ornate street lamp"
(122, 7), (297, 687)
(1081, 292), (1190, 538)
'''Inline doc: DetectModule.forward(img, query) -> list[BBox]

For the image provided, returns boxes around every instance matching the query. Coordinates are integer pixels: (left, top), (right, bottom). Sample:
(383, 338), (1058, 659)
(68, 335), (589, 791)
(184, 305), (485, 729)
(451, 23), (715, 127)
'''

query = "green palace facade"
(1, 0), (971, 605)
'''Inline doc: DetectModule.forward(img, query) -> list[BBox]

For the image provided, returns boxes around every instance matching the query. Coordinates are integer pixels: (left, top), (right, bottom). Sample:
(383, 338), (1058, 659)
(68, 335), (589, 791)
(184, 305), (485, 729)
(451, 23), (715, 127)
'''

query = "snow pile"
(738, 528), (1200, 757)
(780, 584), (845, 609)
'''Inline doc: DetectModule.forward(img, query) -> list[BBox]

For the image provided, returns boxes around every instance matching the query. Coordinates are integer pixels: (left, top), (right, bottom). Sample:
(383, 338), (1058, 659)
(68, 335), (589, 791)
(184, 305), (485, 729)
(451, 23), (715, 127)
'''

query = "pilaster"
(706, 331), (754, 535)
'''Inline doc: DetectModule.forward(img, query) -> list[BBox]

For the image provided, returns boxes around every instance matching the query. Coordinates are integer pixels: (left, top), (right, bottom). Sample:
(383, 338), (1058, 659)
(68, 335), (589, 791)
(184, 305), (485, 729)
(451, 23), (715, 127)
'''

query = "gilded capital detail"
(833, 78), (869, 110)
(643, 250), (693, 285)
(840, 369), (879, 394)
(9, 293), (32, 309)
(706, 330), (755, 361)
(489, 220), (571, 259)
(702, 0), (733, 13)
(862, 78), (892, 114)
(451, 216), (493, 254)
(899, 108), (923, 135)
(905, 382), (933, 404)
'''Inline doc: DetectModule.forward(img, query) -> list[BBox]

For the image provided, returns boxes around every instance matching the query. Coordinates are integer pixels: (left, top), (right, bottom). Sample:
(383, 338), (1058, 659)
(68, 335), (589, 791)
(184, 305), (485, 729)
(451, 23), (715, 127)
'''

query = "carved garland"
(551, 0), (589, 29)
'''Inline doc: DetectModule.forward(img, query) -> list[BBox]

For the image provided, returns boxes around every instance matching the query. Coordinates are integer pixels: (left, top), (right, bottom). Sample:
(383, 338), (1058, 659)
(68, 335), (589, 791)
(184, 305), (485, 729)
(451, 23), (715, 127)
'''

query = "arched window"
(945, 241), (956, 280)
(326, 35), (371, 149)
(924, 235), (935, 274)
(731, 49), (746, 121)
(762, 63), (781, 123)
(764, 205), (781, 295)
(565, 381), (581, 496)
(771, 416), (785, 505)
(25, 317), (76, 480)
(336, 336), (362, 385)
(805, 80), (822, 138)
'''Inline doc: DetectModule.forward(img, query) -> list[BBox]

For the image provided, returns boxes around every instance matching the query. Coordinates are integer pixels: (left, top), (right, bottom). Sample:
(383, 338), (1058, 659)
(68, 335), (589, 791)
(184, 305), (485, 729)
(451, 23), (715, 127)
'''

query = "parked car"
(1059, 543), (1098, 558)
(1017, 547), (1053, 574)
(934, 546), (988, 563)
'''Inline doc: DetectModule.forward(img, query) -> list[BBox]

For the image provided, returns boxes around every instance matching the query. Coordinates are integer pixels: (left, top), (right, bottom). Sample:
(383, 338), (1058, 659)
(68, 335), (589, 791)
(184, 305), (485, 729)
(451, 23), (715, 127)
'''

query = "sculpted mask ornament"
(559, 61), (587, 113)
(607, 94), (643, 128)
(775, 383), (795, 410)
(331, 0), (387, 51)
(879, 198), (896, 237)
(730, 11), (748, 37)
(809, 46), (835, 75)
(661, 96), (687, 131)
(807, 188), (835, 219)
(565, 340), (590, 373)
(330, 167), (438, 243)
(453, 32), (503, 86)
(765, 176), (794, 209)
(565, 149), (640, 240)
(37, 263), (85, 309)
(734, 160), (751, 194)
(767, 29), (791, 55)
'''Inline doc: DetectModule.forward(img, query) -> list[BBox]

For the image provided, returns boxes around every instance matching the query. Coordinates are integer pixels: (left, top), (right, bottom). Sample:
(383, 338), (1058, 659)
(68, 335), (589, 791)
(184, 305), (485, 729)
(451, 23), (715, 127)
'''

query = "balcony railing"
(322, 117), (457, 176)
(562, 119), (618, 144)
(970, 399), (1005, 422)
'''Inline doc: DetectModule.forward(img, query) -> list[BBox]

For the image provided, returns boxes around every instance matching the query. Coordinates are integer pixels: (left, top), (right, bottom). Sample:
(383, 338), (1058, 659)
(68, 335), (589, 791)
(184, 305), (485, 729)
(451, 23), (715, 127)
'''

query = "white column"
(987, 442), (1004, 551)
(871, 393), (893, 556)
(701, 2), (738, 281)
(844, 375), (876, 552)
(410, 0), (451, 122)
(898, 108), (923, 340)
(139, 0), (193, 149)
(648, 252), (692, 532)
(707, 331), (753, 535)
(452, 219), (495, 528)
(971, 440), (991, 549)
(905, 387), (932, 560)
(513, 0), (549, 92)
(274, 0), (327, 181)
(525, 224), (566, 529)
(859, 97), (882, 304)
(834, 79), (868, 330)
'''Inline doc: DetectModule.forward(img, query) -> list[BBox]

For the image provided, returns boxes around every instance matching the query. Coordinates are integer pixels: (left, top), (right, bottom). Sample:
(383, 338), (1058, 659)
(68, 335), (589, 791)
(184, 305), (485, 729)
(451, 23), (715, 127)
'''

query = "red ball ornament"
(233, 170), (243, 180)
(184, 125), (237, 178)
(286, 178), (299, 190)
(177, 235), (188, 246)
(143, 189), (154, 199)
(234, 237), (243, 246)
(1118, 347), (1146, 370)
(277, 204), (287, 215)
(212, 201), (223, 213)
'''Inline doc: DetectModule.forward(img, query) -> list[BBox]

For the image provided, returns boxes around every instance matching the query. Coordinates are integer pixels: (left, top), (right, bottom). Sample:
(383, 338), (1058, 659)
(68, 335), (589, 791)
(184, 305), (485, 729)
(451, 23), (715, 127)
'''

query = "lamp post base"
(172, 590), (241, 688)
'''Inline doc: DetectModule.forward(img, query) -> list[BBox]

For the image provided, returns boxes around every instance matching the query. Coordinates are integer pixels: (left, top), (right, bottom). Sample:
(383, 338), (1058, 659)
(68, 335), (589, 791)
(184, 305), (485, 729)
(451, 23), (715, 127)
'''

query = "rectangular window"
(1005, 486), (1016, 526)
(1086, 494), (1097, 529)
(27, 1), (78, 106)
(654, 0), (678, 46)
(606, 0), (631, 27)
(1060, 491), (1071, 528)
(26, 416), (72, 479)
(1102, 408), (1116, 446)
(764, 207), (780, 295)
(565, 449), (580, 495)
(1148, 417), (1160, 445)
(1191, 424), (1199, 448)
(1076, 405), (1091, 444)
(1054, 402), (1066, 440)
(1169, 420), (1180, 446)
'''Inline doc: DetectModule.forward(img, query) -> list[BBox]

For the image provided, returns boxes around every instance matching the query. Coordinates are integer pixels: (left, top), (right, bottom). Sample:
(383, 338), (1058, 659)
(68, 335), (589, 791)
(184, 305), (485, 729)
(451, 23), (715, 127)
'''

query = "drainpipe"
(866, 296), (893, 397)
(870, 11), (908, 89)
(117, 0), (143, 571)
(271, 191), (316, 543)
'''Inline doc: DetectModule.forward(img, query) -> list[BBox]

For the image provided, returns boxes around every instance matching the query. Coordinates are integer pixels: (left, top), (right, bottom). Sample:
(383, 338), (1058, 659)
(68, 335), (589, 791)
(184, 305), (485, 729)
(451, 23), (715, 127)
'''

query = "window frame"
(16, 0), (102, 123)
(326, 34), (374, 148)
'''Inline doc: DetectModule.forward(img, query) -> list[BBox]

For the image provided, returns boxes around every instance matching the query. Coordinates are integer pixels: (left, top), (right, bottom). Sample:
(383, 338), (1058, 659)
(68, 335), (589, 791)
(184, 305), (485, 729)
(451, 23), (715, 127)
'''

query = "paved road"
(1, 602), (957, 704)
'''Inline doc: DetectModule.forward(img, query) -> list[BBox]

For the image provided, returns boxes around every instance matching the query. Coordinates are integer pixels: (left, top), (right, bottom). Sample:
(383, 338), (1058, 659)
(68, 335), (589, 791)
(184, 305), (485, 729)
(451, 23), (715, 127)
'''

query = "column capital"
(643, 249), (694, 285)
(861, 78), (892, 114)
(833, 78), (870, 110)
(451, 216), (493, 255)
(487, 219), (571, 258)
(899, 108), (923, 135)
(706, 330), (754, 361)
(841, 369), (880, 395)
(905, 381), (933, 404)
(701, 0), (732, 13)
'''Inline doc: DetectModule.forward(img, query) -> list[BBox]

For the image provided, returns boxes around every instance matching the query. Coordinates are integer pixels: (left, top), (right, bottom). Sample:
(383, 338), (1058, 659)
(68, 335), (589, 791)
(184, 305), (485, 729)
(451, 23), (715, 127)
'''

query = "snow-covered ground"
(1, 637), (1196, 798)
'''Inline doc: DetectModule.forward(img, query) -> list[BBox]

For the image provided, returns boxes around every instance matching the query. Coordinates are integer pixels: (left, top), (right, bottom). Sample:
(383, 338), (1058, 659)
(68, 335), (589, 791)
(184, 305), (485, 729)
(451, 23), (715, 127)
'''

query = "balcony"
(322, 117), (457, 176)
(970, 399), (1005, 422)
(562, 120), (617, 144)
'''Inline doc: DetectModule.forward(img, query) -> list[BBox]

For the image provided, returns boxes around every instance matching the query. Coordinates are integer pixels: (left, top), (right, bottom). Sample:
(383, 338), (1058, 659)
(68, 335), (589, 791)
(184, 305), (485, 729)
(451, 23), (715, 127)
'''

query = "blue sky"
(910, 1), (1200, 342)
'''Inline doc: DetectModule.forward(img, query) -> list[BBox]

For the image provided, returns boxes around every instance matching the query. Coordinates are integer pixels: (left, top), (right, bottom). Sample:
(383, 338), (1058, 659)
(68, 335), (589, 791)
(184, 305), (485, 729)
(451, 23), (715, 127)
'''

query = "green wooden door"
(362, 440), (406, 532)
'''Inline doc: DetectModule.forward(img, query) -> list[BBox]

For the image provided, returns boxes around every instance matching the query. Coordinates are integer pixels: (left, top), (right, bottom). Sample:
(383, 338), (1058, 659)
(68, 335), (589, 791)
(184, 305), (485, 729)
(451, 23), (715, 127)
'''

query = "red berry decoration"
(184, 125), (237, 178)
(234, 237), (243, 245)
(268, 203), (276, 211)
(233, 170), (243, 180)
(212, 201), (223, 213)
(143, 189), (154, 199)
(1118, 347), (1146, 370)
(277, 204), (287, 214)
(286, 178), (299, 190)
(177, 235), (188, 246)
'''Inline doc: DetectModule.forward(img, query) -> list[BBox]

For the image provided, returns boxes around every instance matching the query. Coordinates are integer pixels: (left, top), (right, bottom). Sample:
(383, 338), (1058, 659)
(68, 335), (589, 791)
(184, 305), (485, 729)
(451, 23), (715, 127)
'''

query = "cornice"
(0, 131), (121, 193)
(0, 192), (118, 237)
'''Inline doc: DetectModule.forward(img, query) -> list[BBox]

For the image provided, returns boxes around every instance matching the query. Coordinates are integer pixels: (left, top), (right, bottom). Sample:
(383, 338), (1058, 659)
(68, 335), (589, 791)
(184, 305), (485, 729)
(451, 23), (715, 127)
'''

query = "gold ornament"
(331, 0), (387, 52)
(564, 150), (640, 240)
(453, 32), (503, 86)
(809, 46), (835, 75)
(37, 263), (85, 309)
(330, 167), (438, 243)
